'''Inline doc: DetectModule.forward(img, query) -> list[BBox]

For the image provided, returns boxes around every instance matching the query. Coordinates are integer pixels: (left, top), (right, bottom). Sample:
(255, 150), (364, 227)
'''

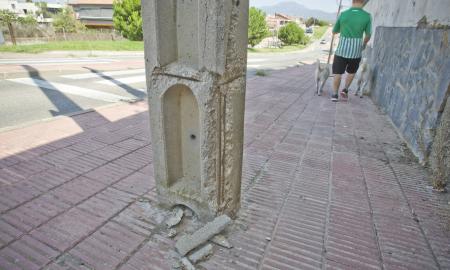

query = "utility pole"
(327, 0), (343, 64)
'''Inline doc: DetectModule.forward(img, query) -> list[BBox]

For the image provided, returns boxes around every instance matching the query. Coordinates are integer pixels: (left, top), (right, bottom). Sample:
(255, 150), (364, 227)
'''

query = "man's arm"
(363, 15), (372, 48)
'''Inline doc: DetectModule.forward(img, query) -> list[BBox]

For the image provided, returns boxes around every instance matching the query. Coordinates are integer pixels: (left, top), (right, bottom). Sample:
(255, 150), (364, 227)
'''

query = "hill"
(258, 1), (336, 22)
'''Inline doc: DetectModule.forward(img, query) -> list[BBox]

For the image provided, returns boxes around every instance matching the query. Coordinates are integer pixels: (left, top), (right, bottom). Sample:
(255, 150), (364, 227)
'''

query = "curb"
(0, 99), (146, 134)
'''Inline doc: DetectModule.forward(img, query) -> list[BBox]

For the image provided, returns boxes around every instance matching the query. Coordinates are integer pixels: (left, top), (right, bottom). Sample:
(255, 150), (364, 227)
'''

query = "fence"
(1, 24), (124, 45)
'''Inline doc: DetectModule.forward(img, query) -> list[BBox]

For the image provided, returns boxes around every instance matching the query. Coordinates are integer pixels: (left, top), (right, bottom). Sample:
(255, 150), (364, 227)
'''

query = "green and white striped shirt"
(335, 37), (364, 59)
(333, 7), (372, 59)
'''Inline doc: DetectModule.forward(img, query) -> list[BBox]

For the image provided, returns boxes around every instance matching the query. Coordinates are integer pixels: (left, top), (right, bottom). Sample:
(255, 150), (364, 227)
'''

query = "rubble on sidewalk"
(166, 206), (184, 228)
(175, 215), (232, 256)
(210, 235), (232, 249)
(188, 244), (213, 264)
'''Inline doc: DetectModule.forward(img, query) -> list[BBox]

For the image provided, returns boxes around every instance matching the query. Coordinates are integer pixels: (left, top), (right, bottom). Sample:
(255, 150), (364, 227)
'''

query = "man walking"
(331, 0), (372, 102)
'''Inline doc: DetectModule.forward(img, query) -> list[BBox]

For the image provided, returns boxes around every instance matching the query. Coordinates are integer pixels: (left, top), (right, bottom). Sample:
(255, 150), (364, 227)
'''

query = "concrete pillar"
(142, 0), (249, 220)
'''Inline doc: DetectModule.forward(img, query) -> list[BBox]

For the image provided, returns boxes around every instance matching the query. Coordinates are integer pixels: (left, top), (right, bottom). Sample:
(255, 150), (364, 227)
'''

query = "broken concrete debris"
(188, 244), (213, 264)
(166, 206), (184, 228)
(181, 257), (196, 270)
(176, 215), (232, 256)
(211, 235), (232, 249)
(168, 228), (177, 238)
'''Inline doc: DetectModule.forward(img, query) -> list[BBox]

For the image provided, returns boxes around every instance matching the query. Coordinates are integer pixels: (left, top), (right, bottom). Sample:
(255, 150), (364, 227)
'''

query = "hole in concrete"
(163, 84), (201, 198)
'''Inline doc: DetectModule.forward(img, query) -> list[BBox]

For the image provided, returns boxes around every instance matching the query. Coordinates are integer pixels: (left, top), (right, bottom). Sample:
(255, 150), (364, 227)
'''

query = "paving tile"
(0, 66), (448, 270)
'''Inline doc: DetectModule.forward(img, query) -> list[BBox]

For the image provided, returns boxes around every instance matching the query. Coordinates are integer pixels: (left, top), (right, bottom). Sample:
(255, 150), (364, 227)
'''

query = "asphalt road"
(0, 33), (335, 130)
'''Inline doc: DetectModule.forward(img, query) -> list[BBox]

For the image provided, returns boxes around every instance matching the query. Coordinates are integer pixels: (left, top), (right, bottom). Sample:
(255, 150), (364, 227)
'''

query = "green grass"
(312, 26), (329, 41)
(255, 70), (268, 76)
(0, 40), (144, 53)
(248, 44), (307, 53)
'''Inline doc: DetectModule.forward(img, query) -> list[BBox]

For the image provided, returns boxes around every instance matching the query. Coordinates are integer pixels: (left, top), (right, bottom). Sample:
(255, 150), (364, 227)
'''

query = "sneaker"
(331, 94), (339, 102)
(340, 88), (348, 99)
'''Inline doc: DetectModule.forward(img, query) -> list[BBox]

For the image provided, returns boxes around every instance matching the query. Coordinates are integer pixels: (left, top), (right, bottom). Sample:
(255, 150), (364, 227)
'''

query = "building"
(266, 13), (292, 30)
(266, 13), (302, 30)
(0, 0), (38, 17)
(0, 1), (63, 23)
(69, 0), (114, 28)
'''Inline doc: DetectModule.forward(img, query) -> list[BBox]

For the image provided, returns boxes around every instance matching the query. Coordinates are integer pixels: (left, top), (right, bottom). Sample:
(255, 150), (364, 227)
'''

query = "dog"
(315, 59), (330, 96)
(355, 58), (372, 98)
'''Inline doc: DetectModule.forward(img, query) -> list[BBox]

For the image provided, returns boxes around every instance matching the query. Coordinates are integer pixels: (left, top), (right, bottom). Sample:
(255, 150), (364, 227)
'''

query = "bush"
(18, 15), (37, 27)
(53, 7), (85, 33)
(278, 22), (306, 45)
(248, 7), (269, 47)
(306, 17), (329, 27)
(113, 0), (142, 41)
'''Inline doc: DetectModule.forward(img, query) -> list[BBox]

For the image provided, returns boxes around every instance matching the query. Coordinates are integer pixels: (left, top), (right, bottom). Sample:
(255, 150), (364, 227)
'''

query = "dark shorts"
(332, 55), (361, 74)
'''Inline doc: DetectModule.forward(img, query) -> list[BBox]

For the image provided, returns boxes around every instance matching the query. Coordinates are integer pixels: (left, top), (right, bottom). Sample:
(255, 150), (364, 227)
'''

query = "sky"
(250, 0), (353, 13)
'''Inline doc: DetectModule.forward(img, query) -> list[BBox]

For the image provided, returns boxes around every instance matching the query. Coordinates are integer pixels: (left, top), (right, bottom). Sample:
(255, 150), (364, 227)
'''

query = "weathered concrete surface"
(175, 215), (231, 256)
(181, 257), (196, 270)
(430, 90), (450, 188)
(211, 234), (232, 249)
(142, 0), (249, 220)
(367, 27), (450, 164)
(188, 243), (213, 263)
(365, 0), (450, 45)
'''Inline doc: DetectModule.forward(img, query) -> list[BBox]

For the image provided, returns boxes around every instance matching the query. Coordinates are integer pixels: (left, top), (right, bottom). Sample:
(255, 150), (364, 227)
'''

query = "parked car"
(306, 27), (313, 34)
(320, 39), (326, 44)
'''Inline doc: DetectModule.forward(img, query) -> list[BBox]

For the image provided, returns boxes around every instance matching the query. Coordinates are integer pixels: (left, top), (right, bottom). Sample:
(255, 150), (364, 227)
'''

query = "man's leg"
(344, 73), (356, 89)
(331, 55), (345, 101)
(333, 74), (342, 96)
(341, 58), (362, 97)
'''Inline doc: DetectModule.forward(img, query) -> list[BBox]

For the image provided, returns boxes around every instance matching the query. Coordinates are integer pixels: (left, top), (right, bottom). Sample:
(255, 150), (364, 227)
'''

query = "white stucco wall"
(365, 0), (450, 43)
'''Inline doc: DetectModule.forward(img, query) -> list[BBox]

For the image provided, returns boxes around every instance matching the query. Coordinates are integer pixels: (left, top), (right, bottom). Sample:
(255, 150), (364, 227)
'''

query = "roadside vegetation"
(0, 40), (143, 53)
(248, 7), (270, 48)
(113, 0), (142, 41)
(0, 0), (143, 53)
(247, 10), (330, 53)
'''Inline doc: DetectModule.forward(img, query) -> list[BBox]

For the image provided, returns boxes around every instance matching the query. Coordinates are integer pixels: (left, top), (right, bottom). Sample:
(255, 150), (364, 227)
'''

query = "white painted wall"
(0, 0), (38, 16)
(365, 0), (450, 43)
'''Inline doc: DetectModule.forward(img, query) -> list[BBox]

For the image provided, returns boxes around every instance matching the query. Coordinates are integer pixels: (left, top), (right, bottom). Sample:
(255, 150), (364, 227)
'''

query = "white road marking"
(62, 69), (146, 80)
(247, 58), (268, 63)
(0, 59), (116, 65)
(8, 78), (132, 103)
(97, 75), (146, 86)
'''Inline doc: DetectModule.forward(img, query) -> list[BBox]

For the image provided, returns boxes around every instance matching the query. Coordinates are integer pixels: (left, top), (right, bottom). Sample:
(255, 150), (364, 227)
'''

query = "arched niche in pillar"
(162, 84), (201, 199)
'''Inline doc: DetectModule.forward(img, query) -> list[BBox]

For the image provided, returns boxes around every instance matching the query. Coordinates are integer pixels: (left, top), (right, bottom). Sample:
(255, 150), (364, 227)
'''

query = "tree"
(305, 17), (316, 27)
(19, 15), (37, 27)
(35, 2), (51, 19)
(53, 6), (85, 33)
(306, 17), (329, 27)
(113, 0), (142, 41)
(278, 22), (306, 45)
(248, 7), (269, 47)
(317, 20), (329, 27)
(0, 9), (18, 45)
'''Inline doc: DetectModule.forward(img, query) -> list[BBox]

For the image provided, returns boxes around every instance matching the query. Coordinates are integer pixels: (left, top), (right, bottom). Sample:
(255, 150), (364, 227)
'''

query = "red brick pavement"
(0, 65), (449, 270)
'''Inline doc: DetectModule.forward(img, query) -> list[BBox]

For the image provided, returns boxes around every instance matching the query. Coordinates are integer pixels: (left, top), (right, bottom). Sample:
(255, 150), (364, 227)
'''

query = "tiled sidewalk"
(0, 65), (449, 270)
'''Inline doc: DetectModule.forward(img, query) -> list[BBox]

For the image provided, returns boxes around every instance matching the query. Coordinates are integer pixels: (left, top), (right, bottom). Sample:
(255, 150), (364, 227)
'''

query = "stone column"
(142, 0), (249, 220)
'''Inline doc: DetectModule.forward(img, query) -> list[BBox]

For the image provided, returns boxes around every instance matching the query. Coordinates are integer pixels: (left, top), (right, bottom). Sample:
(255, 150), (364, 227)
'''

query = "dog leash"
(327, 0), (343, 65)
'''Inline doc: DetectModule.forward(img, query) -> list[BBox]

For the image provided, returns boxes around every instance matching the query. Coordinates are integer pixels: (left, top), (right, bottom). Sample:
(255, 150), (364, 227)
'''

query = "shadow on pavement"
(83, 67), (146, 99)
(22, 65), (111, 131)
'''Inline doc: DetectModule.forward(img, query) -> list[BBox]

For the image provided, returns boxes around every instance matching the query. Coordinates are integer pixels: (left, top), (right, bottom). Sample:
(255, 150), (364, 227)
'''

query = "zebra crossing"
(7, 69), (147, 103)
